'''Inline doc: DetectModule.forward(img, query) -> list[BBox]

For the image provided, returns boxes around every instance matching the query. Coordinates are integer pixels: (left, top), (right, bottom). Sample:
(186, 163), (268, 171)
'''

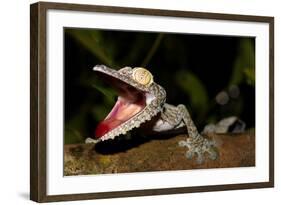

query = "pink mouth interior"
(95, 76), (146, 138)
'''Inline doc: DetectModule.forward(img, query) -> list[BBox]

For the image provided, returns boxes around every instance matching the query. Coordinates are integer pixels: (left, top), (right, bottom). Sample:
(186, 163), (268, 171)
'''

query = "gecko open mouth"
(95, 75), (147, 138)
(91, 65), (166, 142)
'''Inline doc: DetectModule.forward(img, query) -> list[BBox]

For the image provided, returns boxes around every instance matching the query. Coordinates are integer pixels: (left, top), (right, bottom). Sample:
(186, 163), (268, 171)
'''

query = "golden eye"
(132, 67), (154, 86)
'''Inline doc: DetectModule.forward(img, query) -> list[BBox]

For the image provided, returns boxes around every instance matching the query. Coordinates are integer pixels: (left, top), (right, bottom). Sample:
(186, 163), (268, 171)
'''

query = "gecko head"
(92, 65), (166, 142)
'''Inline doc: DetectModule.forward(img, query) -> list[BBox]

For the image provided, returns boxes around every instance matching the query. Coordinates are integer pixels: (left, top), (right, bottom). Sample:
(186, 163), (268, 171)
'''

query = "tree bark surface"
(64, 132), (255, 176)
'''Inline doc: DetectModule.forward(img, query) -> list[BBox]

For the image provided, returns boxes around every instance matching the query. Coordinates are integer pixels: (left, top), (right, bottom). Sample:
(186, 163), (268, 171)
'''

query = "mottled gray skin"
(86, 65), (217, 164)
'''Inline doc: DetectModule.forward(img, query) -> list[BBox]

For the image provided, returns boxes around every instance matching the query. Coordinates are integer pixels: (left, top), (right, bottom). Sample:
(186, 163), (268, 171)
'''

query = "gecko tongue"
(95, 97), (145, 138)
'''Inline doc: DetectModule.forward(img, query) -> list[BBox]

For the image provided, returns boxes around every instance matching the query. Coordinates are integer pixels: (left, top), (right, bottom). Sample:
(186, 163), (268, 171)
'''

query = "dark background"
(64, 28), (255, 144)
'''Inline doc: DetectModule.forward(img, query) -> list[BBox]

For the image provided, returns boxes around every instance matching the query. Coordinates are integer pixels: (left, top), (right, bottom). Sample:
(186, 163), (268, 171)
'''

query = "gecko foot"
(178, 134), (218, 164)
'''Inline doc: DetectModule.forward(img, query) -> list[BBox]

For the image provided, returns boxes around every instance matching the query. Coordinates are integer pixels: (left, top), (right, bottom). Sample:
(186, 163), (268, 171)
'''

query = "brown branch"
(64, 132), (255, 176)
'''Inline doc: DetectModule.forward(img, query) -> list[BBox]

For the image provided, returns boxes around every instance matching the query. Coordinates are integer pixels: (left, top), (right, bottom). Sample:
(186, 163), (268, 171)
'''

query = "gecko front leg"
(177, 104), (218, 164)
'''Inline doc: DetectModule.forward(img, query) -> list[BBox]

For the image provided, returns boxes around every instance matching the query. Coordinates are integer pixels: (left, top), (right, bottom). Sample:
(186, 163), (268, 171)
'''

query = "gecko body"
(86, 65), (217, 164)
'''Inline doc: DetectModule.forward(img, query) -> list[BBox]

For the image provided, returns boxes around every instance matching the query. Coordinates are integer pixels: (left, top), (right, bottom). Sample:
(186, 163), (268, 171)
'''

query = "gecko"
(86, 65), (218, 164)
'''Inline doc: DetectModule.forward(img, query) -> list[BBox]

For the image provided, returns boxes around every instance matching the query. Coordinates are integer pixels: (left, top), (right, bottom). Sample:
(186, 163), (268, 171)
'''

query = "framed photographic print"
(30, 1), (274, 202)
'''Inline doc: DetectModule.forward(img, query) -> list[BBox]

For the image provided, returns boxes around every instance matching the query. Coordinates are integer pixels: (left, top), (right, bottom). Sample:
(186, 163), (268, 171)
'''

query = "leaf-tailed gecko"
(86, 65), (217, 164)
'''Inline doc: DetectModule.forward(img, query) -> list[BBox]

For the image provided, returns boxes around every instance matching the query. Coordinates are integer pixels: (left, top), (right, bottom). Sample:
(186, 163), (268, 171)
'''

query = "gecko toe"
(207, 148), (218, 160)
(178, 140), (189, 147)
(195, 153), (205, 164)
(185, 150), (194, 159)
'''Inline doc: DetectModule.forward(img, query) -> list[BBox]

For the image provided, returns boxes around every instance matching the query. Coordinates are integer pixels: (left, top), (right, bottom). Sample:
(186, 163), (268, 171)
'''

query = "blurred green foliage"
(66, 29), (115, 66)
(64, 28), (255, 144)
(175, 70), (209, 120)
(230, 39), (255, 86)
